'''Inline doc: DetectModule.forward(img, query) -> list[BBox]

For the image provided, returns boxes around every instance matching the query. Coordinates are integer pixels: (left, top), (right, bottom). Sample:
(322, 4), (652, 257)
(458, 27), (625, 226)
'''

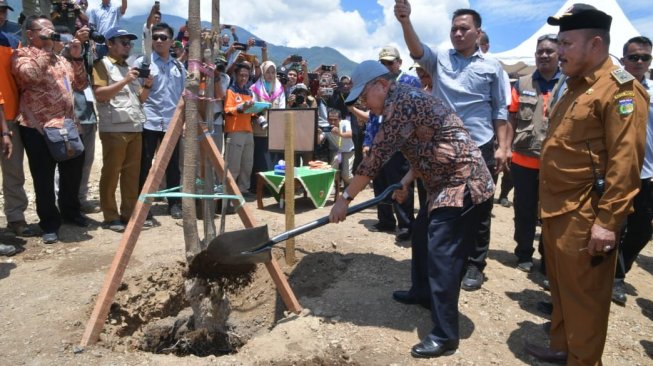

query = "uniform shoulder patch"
(617, 98), (635, 116)
(611, 69), (635, 85)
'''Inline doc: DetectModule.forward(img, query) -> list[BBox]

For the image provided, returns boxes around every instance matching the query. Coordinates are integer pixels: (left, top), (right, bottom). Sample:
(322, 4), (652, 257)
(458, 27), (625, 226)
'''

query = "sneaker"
(0, 244), (17, 256)
(517, 261), (533, 273)
(42, 232), (59, 244)
(611, 279), (627, 305)
(103, 220), (125, 233)
(499, 197), (512, 208)
(143, 214), (157, 228)
(461, 266), (485, 291)
(80, 201), (101, 214)
(169, 204), (182, 219)
(7, 221), (38, 237)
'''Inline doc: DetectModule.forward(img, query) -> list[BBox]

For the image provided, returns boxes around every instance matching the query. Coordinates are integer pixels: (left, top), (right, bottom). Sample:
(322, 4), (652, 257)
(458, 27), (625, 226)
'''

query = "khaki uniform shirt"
(540, 58), (649, 231)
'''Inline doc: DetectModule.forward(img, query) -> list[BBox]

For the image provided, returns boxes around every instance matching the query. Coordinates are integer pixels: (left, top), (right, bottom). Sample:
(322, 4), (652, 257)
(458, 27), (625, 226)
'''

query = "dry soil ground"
(0, 145), (652, 366)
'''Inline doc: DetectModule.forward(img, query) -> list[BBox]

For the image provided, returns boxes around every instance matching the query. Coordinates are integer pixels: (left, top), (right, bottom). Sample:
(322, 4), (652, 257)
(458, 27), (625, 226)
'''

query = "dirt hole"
(102, 261), (265, 357)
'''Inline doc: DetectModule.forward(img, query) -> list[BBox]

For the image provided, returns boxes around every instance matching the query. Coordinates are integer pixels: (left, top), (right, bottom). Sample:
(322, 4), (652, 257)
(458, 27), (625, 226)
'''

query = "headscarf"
(250, 61), (284, 104)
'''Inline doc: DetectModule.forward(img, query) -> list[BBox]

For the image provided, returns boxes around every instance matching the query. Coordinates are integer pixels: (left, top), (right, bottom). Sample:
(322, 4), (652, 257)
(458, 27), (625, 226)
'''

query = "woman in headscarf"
(249, 61), (286, 192)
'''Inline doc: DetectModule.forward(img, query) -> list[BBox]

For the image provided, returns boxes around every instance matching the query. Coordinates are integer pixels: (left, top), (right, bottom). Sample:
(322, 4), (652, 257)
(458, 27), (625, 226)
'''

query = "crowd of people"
(0, 1), (651, 364)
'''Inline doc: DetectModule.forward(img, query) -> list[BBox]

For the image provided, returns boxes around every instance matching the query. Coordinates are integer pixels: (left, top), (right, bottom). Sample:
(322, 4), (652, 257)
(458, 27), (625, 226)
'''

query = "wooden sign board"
(268, 108), (317, 153)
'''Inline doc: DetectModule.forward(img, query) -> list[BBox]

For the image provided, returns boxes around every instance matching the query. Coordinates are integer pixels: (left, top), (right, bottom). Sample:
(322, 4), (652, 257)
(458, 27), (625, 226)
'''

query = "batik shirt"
(12, 46), (88, 129)
(356, 82), (495, 212)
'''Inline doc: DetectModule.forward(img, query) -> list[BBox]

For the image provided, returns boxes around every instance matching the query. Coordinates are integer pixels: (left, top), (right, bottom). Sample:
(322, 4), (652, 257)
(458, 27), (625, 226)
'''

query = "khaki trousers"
(99, 132), (142, 223)
(225, 132), (254, 193)
(542, 194), (617, 366)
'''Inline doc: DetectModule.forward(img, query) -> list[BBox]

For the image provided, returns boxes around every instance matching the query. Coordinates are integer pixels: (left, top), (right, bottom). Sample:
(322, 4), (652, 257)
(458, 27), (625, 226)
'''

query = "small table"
(257, 166), (339, 209)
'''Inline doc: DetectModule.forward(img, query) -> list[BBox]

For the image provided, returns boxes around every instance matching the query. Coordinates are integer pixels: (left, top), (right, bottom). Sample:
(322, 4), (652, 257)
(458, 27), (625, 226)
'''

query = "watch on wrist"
(342, 190), (353, 202)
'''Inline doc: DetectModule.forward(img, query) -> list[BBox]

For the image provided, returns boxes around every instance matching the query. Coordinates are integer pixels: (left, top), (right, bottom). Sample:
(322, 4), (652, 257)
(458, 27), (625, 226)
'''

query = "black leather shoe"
(612, 279), (627, 305)
(371, 222), (395, 233)
(524, 342), (567, 363)
(392, 290), (430, 309)
(410, 337), (458, 358)
(396, 228), (411, 241)
(461, 266), (484, 291)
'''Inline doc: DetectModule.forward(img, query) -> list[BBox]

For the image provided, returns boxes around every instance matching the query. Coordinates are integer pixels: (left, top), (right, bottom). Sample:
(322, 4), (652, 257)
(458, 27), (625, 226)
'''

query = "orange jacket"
(224, 87), (255, 133)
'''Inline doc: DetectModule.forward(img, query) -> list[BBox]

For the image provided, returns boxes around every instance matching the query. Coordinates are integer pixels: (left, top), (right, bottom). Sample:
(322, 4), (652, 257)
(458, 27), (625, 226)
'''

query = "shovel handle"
(246, 183), (403, 254)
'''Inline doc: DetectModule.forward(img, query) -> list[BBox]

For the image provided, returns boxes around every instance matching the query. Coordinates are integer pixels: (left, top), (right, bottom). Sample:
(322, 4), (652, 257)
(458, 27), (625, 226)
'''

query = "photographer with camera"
(92, 27), (151, 232)
(50, 0), (88, 34)
(87, 0), (127, 59)
(11, 15), (89, 244)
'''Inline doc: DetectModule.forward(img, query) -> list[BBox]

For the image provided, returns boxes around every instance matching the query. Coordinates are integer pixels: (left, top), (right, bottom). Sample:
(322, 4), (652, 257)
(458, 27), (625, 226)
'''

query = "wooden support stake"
(199, 126), (302, 313)
(81, 100), (185, 346)
(284, 112), (296, 265)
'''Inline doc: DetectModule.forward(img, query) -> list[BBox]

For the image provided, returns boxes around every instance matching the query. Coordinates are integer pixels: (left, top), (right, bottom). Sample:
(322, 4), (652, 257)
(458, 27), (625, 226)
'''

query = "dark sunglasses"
(626, 54), (652, 62)
(118, 40), (132, 47)
(537, 34), (558, 42)
(152, 34), (169, 41)
(380, 59), (396, 66)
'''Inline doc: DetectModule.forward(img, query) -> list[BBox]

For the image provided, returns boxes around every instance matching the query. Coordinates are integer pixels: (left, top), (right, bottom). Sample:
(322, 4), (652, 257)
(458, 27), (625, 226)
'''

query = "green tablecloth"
(259, 167), (337, 208)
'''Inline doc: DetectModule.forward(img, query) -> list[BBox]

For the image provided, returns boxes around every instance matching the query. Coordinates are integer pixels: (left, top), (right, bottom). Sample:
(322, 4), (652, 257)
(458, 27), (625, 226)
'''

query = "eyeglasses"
(359, 80), (379, 105)
(152, 34), (169, 41)
(537, 34), (558, 42)
(380, 59), (396, 66)
(626, 54), (652, 62)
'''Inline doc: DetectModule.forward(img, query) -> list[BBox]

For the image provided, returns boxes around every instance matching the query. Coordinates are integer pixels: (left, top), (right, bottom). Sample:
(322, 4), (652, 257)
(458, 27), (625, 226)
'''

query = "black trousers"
(139, 129), (181, 206)
(250, 135), (272, 192)
(426, 190), (483, 343)
(372, 151), (413, 230)
(467, 141), (495, 271)
(20, 126), (84, 233)
(512, 163), (541, 262)
(498, 170), (514, 199)
(616, 178), (653, 279)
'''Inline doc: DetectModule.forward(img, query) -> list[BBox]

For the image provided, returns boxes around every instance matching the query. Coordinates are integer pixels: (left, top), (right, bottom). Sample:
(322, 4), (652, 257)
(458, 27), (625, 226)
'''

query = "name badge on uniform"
(618, 98), (634, 116)
(521, 90), (537, 97)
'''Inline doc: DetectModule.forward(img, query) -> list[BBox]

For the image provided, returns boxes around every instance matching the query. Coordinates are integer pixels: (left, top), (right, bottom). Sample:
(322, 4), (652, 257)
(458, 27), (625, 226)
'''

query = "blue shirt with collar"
(640, 78), (653, 179)
(88, 2), (123, 36)
(532, 68), (562, 93)
(137, 52), (187, 132)
(416, 44), (508, 146)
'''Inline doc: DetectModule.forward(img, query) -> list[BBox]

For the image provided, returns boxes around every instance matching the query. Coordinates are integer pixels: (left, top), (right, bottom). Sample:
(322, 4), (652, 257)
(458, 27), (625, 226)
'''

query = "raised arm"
(394, 0), (425, 59)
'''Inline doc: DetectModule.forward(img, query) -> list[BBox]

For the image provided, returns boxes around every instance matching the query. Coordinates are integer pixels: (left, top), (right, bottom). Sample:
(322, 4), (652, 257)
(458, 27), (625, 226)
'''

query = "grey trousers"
(224, 131), (253, 193)
(79, 123), (97, 202)
(0, 122), (28, 223)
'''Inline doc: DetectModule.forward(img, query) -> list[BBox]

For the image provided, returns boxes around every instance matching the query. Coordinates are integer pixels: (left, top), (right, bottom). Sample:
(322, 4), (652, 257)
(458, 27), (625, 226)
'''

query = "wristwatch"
(342, 190), (353, 202)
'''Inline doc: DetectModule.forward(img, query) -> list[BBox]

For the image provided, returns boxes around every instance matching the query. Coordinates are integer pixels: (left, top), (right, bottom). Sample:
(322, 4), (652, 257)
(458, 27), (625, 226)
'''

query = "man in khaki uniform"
(525, 4), (649, 365)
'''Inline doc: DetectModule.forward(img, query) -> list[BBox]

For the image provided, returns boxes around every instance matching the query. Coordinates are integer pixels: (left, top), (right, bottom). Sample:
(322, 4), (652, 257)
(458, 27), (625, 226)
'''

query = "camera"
(320, 87), (334, 96)
(253, 39), (266, 47)
(233, 42), (248, 51)
(214, 58), (227, 73)
(290, 54), (302, 63)
(294, 95), (305, 105)
(88, 25), (105, 43)
(277, 72), (288, 85)
(256, 115), (268, 129)
(321, 65), (333, 72)
(319, 125), (333, 133)
(49, 33), (61, 42)
(136, 63), (151, 78)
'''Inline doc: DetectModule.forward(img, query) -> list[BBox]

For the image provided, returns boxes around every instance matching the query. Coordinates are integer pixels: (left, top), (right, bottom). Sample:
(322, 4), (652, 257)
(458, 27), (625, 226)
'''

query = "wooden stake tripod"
(80, 100), (302, 346)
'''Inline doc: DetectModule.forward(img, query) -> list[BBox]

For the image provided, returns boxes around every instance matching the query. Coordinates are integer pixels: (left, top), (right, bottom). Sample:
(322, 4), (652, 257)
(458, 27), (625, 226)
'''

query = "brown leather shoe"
(524, 342), (567, 364)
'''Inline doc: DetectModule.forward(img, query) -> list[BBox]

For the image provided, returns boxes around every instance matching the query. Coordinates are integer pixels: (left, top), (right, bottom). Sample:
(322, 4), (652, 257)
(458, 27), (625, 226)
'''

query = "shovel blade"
(188, 225), (272, 278)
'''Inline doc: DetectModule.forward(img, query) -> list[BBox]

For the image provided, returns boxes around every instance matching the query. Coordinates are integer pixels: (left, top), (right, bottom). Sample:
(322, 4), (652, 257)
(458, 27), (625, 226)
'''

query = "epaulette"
(611, 68), (635, 85)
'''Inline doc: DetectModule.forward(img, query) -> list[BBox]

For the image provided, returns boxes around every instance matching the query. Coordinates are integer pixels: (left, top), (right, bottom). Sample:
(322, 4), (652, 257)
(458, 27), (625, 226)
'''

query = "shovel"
(188, 183), (402, 277)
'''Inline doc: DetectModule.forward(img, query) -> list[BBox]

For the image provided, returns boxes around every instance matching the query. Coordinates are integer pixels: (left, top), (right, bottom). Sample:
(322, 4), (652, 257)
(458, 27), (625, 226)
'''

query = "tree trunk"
(182, 0), (202, 260)
(184, 0), (231, 342)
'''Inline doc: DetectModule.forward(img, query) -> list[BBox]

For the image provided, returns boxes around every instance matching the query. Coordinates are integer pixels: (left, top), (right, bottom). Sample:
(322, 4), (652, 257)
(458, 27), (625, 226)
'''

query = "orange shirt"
(224, 88), (255, 133)
(0, 32), (19, 121)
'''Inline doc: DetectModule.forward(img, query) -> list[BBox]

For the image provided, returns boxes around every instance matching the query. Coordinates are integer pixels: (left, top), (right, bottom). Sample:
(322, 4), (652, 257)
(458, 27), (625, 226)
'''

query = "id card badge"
(83, 86), (96, 103)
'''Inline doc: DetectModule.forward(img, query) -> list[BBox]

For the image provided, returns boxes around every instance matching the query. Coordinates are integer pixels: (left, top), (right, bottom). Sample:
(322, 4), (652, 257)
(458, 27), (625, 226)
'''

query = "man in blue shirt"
(395, 3), (508, 291)
(0, 1), (20, 37)
(88, 0), (127, 58)
(136, 23), (186, 222)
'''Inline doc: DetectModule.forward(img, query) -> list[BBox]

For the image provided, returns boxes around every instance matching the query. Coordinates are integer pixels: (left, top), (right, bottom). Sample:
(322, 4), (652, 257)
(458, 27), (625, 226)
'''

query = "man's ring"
(605, 245), (612, 251)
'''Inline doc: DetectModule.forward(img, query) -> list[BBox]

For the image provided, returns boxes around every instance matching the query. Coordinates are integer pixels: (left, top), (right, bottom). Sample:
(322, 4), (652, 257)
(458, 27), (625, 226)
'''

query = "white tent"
(494, 0), (641, 66)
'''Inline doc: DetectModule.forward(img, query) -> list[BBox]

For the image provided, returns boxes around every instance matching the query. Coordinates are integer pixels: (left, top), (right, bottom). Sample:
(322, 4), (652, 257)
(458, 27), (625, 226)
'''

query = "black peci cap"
(547, 3), (612, 32)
